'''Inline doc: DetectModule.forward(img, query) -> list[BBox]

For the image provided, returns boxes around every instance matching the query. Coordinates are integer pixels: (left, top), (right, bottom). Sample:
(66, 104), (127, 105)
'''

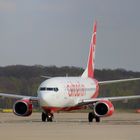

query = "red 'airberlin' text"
(67, 84), (85, 97)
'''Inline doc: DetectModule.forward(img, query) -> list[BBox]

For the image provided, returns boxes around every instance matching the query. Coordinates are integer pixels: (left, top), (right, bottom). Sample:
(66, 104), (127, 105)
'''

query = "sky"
(0, 0), (140, 71)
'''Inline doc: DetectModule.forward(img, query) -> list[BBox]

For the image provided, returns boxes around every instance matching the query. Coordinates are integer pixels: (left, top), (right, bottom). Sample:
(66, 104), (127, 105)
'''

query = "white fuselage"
(37, 77), (98, 109)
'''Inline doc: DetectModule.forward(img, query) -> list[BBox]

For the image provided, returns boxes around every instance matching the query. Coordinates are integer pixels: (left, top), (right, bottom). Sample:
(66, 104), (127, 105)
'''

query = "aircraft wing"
(98, 78), (140, 85)
(0, 93), (38, 101)
(77, 77), (140, 105)
(78, 95), (140, 106)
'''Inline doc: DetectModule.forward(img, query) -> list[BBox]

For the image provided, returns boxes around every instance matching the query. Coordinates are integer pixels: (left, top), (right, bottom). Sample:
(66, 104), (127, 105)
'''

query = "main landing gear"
(42, 112), (54, 122)
(88, 112), (100, 123)
(41, 112), (100, 123)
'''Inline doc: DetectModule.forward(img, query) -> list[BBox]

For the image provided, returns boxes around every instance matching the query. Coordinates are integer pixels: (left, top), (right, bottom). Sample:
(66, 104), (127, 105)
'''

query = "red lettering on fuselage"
(67, 83), (85, 97)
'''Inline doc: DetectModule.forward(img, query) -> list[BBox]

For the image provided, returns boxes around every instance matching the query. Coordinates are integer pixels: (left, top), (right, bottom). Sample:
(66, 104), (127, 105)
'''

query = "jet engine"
(13, 99), (33, 116)
(94, 100), (114, 117)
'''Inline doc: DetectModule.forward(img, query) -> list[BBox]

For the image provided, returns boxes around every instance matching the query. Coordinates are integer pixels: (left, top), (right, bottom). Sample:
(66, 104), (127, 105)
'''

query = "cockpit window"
(40, 87), (46, 91)
(40, 87), (59, 92)
(46, 88), (53, 91)
(54, 88), (58, 92)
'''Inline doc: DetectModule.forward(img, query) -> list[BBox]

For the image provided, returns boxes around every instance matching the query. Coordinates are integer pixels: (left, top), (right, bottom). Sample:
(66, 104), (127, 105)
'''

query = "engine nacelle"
(94, 100), (114, 117)
(13, 99), (33, 116)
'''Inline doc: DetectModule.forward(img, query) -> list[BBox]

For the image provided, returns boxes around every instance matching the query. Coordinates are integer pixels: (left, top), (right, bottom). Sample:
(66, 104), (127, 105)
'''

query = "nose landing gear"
(42, 112), (54, 122)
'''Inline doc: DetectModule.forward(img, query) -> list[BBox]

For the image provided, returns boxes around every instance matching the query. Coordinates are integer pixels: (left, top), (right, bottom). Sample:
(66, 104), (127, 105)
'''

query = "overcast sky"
(0, 0), (140, 71)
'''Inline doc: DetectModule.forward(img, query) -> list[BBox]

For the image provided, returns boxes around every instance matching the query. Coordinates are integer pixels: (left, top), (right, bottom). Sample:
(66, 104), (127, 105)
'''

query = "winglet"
(82, 21), (97, 78)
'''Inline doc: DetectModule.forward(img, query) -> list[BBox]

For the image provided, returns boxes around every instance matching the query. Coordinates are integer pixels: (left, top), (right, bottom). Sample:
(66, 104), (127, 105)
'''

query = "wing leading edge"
(99, 77), (140, 85)
(78, 95), (140, 106)
(0, 93), (38, 101)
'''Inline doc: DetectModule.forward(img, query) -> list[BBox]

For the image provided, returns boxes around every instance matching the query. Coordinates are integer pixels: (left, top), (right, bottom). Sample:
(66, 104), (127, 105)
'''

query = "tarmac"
(0, 112), (140, 140)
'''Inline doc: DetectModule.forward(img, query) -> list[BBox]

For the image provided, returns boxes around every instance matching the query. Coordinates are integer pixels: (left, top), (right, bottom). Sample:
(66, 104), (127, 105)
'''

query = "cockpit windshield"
(40, 87), (59, 92)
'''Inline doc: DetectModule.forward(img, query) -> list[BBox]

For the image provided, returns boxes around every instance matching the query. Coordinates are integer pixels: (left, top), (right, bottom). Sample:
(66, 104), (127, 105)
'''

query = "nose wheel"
(42, 112), (54, 122)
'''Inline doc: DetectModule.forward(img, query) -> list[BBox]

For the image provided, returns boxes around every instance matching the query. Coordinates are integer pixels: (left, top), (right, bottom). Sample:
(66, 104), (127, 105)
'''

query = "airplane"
(0, 21), (140, 123)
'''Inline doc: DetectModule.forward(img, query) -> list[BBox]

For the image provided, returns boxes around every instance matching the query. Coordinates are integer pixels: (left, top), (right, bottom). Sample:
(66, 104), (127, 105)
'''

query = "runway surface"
(0, 112), (140, 140)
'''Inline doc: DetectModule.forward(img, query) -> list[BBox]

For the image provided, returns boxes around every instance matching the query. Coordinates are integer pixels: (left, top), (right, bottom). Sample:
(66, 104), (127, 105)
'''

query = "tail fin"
(81, 21), (97, 78)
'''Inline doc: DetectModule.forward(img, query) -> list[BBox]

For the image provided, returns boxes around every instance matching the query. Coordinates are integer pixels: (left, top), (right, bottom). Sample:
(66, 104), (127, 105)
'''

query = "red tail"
(82, 21), (97, 78)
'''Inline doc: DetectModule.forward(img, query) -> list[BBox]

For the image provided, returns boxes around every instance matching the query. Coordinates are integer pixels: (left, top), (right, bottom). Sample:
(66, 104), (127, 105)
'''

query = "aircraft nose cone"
(38, 91), (56, 107)
(38, 92), (48, 106)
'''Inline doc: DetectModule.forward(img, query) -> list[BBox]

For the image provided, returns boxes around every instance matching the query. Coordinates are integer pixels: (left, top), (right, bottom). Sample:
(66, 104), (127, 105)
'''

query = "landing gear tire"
(42, 112), (54, 122)
(88, 112), (94, 122)
(95, 116), (100, 122)
(42, 112), (47, 122)
(47, 113), (53, 122)
(88, 112), (101, 123)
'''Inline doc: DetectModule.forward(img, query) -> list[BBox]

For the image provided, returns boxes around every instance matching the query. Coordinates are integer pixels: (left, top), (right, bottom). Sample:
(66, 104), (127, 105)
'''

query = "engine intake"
(94, 100), (114, 117)
(13, 99), (33, 116)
